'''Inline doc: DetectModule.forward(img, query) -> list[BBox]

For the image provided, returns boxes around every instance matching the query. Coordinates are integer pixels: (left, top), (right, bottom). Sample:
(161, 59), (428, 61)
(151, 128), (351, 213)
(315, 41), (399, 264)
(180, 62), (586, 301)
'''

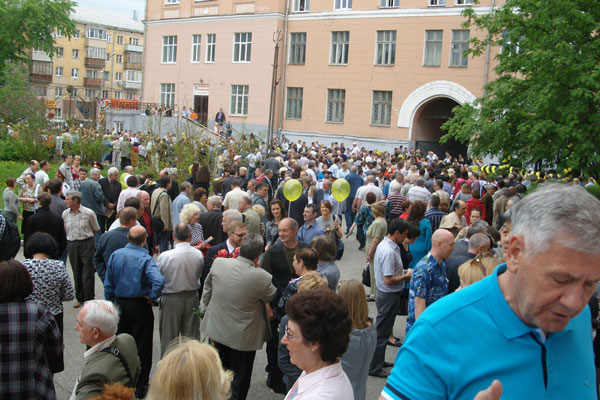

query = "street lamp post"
(97, 53), (116, 131)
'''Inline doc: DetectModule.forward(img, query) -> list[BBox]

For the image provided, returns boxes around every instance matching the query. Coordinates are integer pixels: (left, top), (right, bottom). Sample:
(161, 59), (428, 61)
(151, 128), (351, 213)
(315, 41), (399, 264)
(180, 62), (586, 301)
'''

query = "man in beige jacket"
(151, 176), (173, 252)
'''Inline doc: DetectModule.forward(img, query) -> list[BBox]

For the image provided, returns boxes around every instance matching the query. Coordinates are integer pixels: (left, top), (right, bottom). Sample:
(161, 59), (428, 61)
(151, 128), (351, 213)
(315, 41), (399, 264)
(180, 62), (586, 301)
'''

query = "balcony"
(31, 72), (52, 84)
(124, 44), (143, 53)
(85, 57), (105, 68)
(84, 77), (102, 88)
(124, 61), (142, 70)
(123, 80), (142, 90)
(31, 51), (52, 62)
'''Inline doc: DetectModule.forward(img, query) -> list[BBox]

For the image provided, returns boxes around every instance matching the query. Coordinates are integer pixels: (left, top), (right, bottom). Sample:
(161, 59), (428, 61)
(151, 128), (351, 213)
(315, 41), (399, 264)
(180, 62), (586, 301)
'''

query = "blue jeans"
(344, 198), (356, 232)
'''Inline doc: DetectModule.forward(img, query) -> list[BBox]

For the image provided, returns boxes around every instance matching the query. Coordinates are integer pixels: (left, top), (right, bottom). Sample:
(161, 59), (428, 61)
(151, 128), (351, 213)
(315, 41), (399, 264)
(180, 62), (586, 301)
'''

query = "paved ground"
(16, 231), (407, 399)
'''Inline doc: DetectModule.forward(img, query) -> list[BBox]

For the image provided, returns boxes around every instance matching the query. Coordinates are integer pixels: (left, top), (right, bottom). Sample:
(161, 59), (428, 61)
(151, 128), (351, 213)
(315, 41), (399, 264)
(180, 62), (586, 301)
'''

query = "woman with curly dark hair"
(406, 200), (432, 268)
(281, 288), (353, 399)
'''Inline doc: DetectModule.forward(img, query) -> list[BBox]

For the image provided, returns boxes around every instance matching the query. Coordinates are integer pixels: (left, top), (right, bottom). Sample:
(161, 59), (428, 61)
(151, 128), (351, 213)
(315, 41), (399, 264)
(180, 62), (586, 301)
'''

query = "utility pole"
(267, 30), (283, 153)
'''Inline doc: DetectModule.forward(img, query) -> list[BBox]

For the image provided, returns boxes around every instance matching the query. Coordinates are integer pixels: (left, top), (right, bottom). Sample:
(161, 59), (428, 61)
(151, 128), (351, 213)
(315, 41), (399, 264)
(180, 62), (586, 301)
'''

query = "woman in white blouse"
(281, 288), (353, 399)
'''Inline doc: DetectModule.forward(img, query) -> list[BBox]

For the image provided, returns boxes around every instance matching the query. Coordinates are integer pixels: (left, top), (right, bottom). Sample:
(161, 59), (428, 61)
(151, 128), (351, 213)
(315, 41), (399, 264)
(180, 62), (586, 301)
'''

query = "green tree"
(0, 0), (76, 65)
(0, 64), (46, 128)
(442, 0), (600, 176)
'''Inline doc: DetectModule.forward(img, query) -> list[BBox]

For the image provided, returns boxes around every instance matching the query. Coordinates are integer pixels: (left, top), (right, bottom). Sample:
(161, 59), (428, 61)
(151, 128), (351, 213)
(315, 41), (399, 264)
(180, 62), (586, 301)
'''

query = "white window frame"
(375, 30), (396, 66)
(206, 34), (216, 63)
(379, 0), (399, 8)
(56, 47), (64, 58)
(126, 92), (135, 100)
(103, 71), (110, 80)
(85, 69), (99, 79)
(233, 32), (252, 63)
(86, 27), (107, 40)
(165, 0), (180, 3)
(455, 0), (473, 4)
(334, 0), (352, 10)
(54, 108), (62, 118)
(450, 29), (469, 67)
(71, 68), (79, 79)
(126, 70), (142, 82)
(55, 87), (63, 96)
(116, 54), (123, 63)
(330, 31), (349, 65)
(74, 30), (80, 39)
(191, 34), (202, 63)
(371, 90), (392, 126)
(55, 66), (63, 77)
(292, 0), (309, 12)
(429, 0), (446, 5)
(230, 85), (249, 116)
(162, 35), (178, 63)
(160, 83), (175, 107)
(116, 72), (122, 81)
(130, 37), (140, 46)
(72, 88), (78, 96)
(85, 89), (95, 98)
(423, 30), (443, 66)
(289, 32), (306, 65)
(326, 89), (345, 123)
(285, 87), (303, 119)
(114, 90), (121, 99)
(117, 35), (124, 45)
(86, 46), (106, 59)
(72, 49), (80, 60)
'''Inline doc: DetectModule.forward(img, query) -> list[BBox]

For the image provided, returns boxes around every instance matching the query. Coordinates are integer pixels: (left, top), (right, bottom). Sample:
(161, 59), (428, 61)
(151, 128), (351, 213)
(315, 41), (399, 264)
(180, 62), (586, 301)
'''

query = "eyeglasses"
(231, 232), (246, 238)
(284, 324), (302, 340)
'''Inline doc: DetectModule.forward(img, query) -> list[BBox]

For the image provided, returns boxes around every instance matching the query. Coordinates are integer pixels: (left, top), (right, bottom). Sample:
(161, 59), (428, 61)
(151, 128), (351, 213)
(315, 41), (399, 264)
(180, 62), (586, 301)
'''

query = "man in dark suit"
(23, 192), (67, 257)
(198, 196), (225, 245)
(98, 167), (121, 232)
(200, 221), (247, 293)
(450, 220), (489, 258)
(445, 233), (491, 294)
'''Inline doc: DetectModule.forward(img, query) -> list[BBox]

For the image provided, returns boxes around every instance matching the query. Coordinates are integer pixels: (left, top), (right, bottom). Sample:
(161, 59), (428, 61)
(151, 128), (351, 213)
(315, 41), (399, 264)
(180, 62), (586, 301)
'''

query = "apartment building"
(144, 0), (500, 152)
(31, 6), (144, 121)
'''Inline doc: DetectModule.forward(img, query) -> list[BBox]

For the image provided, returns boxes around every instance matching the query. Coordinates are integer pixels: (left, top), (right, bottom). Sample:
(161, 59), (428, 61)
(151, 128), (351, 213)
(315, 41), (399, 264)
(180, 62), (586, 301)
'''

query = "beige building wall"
(143, 0), (501, 146)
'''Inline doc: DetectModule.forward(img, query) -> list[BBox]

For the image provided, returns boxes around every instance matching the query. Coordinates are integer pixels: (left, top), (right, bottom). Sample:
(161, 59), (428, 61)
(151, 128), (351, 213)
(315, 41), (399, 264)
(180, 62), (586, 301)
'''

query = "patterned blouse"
(22, 258), (75, 315)
(19, 183), (39, 212)
(190, 222), (205, 246)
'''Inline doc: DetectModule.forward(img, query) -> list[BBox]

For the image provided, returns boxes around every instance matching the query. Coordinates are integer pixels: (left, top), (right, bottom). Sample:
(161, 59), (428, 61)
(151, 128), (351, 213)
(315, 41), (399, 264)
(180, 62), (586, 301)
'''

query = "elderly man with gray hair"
(79, 167), (105, 236)
(72, 300), (140, 400)
(382, 184), (600, 400)
(197, 195), (225, 245)
(98, 167), (121, 232)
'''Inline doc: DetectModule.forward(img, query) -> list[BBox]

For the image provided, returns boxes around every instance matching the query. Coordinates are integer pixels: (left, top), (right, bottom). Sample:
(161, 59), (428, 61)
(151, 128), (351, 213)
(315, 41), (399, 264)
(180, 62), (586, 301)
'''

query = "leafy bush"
(585, 185), (600, 201)
(0, 136), (52, 161)
(63, 135), (109, 164)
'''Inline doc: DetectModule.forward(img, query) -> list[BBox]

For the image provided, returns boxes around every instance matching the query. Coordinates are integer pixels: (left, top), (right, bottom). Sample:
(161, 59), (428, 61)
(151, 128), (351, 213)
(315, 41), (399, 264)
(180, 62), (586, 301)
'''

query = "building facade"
(31, 6), (144, 122)
(144, 0), (500, 152)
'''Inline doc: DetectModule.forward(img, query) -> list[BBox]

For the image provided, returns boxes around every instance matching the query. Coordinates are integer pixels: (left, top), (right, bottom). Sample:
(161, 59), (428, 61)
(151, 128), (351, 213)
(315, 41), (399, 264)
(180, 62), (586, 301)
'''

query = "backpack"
(0, 215), (21, 261)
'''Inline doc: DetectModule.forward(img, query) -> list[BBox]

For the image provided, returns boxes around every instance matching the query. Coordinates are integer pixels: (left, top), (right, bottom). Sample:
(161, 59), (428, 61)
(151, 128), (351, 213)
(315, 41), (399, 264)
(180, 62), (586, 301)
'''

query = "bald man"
(406, 228), (455, 333)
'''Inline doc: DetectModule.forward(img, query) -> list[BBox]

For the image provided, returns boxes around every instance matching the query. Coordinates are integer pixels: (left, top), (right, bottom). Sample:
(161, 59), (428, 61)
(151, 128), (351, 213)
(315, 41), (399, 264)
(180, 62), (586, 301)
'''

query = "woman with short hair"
(310, 235), (340, 291)
(281, 288), (353, 399)
(179, 203), (206, 248)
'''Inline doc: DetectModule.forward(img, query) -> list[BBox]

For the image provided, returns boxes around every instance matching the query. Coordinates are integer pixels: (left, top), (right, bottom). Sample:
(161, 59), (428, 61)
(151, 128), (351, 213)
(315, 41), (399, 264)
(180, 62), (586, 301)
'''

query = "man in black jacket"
(98, 167), (121, 232)
(24, 192), (67, 257)
(197, 196), (225, 245)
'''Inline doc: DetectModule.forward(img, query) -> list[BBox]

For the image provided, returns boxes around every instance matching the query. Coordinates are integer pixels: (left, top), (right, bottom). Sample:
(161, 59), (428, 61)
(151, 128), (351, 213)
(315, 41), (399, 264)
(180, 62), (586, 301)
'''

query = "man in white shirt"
(34, 160), (51, 186)
(407, 178), (431, 204)
(116, 175), (140, 213)
(354, 175), (383, 210)
(223, 179), (250, 210)
(156, 223), (204, 357)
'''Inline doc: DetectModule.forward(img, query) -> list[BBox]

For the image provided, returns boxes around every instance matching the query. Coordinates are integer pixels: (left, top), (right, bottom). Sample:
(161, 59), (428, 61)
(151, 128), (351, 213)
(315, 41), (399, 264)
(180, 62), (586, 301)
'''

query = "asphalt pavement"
(14, 231), (407, 399)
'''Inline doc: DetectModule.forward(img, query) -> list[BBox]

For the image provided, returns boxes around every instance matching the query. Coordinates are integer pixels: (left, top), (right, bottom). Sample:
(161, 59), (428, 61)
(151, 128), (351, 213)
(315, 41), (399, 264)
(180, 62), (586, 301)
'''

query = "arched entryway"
(412, 97), (467, 159)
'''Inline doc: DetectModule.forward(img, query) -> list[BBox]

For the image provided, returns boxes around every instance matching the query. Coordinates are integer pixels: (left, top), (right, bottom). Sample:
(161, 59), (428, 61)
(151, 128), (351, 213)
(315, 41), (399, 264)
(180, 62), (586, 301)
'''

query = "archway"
(413, 97), (467, 159)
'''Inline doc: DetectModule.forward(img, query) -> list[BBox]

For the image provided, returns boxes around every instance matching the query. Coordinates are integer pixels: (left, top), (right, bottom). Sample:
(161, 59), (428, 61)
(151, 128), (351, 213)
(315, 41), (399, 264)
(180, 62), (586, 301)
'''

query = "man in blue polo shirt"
(381, 183), (600, 400)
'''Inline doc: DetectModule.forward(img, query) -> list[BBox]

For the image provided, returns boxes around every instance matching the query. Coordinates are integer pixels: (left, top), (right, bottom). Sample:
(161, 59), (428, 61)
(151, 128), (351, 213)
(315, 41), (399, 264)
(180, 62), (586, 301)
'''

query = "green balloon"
(332, 179), (350, 202)
(283, 179), (302, 202)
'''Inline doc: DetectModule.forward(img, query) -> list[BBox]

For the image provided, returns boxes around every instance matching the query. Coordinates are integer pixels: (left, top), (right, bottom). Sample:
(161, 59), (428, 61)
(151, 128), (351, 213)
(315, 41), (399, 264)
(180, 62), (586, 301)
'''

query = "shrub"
(585, 185), (600, 201)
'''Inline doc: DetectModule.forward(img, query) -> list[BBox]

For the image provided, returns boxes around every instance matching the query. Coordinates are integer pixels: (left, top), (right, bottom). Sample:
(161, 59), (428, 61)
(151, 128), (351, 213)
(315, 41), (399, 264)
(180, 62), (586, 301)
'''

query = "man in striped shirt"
(425, 194), (447, 232)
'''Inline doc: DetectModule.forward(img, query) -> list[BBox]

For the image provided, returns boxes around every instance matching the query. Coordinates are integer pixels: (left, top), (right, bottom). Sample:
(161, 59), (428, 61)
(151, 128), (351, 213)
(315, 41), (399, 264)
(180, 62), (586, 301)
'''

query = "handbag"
(362, 262), (371, 287)
(335, 235), (345, 260)
(151, 192), (166, 234)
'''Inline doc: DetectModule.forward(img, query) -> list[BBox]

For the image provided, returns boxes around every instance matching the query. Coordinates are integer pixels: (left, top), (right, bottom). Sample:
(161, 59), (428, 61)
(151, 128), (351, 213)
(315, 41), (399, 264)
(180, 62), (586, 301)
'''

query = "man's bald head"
(128, 226), (147, 247)
(431, 229), (455, 260)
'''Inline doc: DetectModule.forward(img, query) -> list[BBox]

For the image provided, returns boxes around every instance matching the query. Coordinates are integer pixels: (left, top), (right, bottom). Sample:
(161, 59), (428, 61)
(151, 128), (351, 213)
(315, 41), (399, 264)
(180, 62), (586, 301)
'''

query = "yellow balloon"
(120, 173), (131, 189)
(188, 164), (193, 174)
(283, 179), (302, 202)
(332, 179), (350, 202)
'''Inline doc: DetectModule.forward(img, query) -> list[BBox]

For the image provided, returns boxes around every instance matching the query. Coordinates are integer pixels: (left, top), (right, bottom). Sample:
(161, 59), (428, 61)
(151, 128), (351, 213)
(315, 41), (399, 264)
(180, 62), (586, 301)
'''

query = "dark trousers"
(214, 341), (256, 400)
(97, 213), (116, 233)
(265, 318), (285, 384)
(116, 297), (154, 398)
(158, 230), (172, 253)
(22, 210), (35, 236)
(344, 198), (356, 231)
(67, 238), (96, 302)
(120, 157), (131, 170)
(356, 223), (366, 247)
(369, 289), (401, 374)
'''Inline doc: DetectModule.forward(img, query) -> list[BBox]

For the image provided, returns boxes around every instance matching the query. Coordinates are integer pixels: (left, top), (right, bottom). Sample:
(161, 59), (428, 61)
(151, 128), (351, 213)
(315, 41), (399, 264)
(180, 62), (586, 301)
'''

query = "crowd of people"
(1, 133), (599, 400)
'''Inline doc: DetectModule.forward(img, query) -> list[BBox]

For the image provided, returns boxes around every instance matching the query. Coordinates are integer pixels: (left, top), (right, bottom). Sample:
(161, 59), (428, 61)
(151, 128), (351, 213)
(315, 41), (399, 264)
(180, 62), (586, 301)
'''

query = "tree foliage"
(442, 0), (600, 176)
(0, 64), (46, 128)
(0, 0), (76, 64)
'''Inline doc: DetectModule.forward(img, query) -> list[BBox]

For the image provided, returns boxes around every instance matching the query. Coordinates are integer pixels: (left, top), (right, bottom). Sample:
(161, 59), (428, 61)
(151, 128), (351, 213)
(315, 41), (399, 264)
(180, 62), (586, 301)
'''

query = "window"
(233, 32), (252, 62)
(85, 89), (96, 98)
(107, 34), (111, 44)
(129, 37), (140, 46)
(73, 49), (79, 59)
(191, 34), (201, 63)
(56, 47), (64, 58)
(86, 69), (99, 78)
(292, 0), (309, 12)
(117, 36), (123, 45)
(450, 29), (469, 67)
(230, 85), (249, 116)
(32, 61), (52, 75)
(74, 30), (80, 39)
(87, 46), (106, 59)
(71, 68), (79, 78)
(162, 35), (178, 63)
(115, 121), (124, 131)
(126, 70), (142, 82)
(424, 30), (443, 66)
(455, 0), (473, 4)
(371, 91), (392, 126)
(86, 27), (107, 40)
(375, 30), (396, 65)
(326, 89), (345, 123)
(54, 108), (62, 118)
(206, 34), (216, 63)
(54, 29), (64, 38)
(126, 92), (135, 100)
(116, 55), (123, 63)
(165, 0), (180, 3)
(429, 0), (446, 5)
(103, 71), (110, 80)
(106, 53), (111, 61)
(330, 31), (349, 65)
(34, 86), (48, 96)
(116, 72), (122, 81)
(72, 88), (78, 96)
(102, 90), (109, 98)
(380, 0), (399, 7)
(127, 53), (143, 64)
(286, 87), (303, 119)
(160, 83), (175, 107)
(114, 91), (121, 99)
(56, 87), (63, 96)
(289, 32), (306, 65)
(335, 0), (352, 9)
(55, 66), (63, 77)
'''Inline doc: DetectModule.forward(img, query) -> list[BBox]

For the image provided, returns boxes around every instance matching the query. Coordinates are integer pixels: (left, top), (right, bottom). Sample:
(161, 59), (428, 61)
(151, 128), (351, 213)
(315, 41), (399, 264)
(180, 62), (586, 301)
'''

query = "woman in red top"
(465, 188), (486, 225)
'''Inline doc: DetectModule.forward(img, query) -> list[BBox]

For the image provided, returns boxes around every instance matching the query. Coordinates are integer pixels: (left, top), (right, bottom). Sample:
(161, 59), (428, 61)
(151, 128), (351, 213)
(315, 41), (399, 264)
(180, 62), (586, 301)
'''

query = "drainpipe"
(277, 0), (290, 138)
(482, 0), (495, 96)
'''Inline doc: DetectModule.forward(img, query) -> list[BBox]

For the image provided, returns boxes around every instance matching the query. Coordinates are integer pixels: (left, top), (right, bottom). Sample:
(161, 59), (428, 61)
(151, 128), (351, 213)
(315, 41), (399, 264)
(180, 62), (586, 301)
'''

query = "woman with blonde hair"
(146, 339), (233, 400)
(179, 203), (206, 249)
(339, 280), (377, 400)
